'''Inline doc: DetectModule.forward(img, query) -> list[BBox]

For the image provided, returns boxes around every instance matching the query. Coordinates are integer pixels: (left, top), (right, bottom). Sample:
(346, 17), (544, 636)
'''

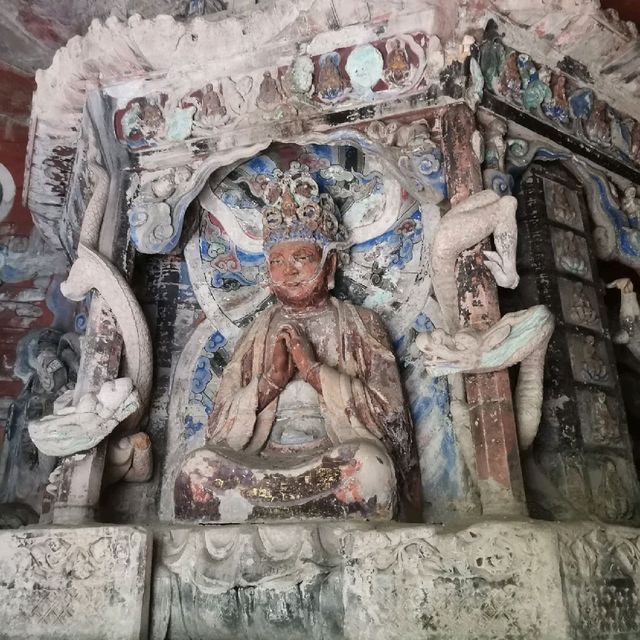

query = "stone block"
(154, 521), (570, 639)
(567, 333), (611, 387)
(559, 523), (640, 636)
(575, 389), (621, 447)
(542, 180), (584, 232)
(0, 526), (151, 640)
(3, 521), (640, 639)
(557, 278), (602, 333)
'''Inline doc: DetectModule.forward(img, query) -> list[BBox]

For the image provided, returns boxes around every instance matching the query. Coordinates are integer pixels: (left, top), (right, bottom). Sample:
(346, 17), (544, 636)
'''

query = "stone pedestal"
(152, 520), (640, 640)
(1, 520), (640, 639)
(0, 526), (151, 640)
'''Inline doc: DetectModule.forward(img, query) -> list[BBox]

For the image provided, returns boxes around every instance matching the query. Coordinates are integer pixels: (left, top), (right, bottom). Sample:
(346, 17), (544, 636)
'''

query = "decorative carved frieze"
(0, 526), (150, 640)
(152, 520), (640, 640)
(500, 162), (640, 522)
(479, 35), (640, 174)
(506, 134), (640, 272)
(154, 521), (568, 639)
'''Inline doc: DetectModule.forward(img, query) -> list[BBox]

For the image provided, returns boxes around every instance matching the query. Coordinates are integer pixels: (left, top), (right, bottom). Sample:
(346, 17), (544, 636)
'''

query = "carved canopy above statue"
(25, 0), (640, 254)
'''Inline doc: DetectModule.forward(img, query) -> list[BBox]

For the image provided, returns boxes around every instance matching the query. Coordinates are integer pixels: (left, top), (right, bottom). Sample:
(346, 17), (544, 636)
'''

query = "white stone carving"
(79, 141), (110, 250)
(423, 189), (553, 450)
(0, 162), (16, 223)
(417, 306), (554, 450)
(60, 243), (153, 431)
(0, 526), (150, 640)
(28, 378), (141, 457)
(608, 277), (640, 362)
(104, 432), (153, 484)
(431, 189), (519, 331)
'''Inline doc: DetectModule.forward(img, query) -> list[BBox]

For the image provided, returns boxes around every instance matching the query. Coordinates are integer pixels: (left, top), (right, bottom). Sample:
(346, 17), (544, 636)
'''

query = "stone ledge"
(2, 520), (639, 639)
(152, 519), (640, 639)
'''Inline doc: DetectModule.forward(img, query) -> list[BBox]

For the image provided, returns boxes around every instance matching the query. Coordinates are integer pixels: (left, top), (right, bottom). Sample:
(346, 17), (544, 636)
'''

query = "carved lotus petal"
(203, 528), (240, 561)
(255, 526), (303, 561)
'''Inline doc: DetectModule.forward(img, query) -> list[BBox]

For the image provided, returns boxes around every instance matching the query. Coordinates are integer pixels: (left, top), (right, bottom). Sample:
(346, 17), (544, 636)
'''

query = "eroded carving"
(156, 521), (573, 639)
(28, 378), (140, 457)
(0, 526), (149, 638)
(608, 277), (640, 362)
(417, 306), (553, 450)
(420, 189), (553, 450)
(61, 243), (153, 429)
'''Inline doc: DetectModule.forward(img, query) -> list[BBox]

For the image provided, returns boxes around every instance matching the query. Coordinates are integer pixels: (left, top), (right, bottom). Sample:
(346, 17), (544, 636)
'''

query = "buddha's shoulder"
(337, 299), (389, 339)
(238, 304), (279, 339)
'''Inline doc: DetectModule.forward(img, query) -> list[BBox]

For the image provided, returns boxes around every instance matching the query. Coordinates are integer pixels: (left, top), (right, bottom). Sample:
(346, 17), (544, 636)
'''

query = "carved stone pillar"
(50, 151), (131, 524)
(441, 104), (527, 516)
(503, 162), (640, 521)
(50, 302), (123, 523)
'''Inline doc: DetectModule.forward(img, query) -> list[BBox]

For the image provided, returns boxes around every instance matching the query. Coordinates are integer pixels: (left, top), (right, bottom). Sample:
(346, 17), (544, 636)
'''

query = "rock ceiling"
(0, 0), (257, 73)
(0, 0), (638, 74)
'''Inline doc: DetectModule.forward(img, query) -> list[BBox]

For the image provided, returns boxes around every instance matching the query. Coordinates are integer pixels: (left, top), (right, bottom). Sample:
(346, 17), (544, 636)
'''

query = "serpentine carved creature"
(61, 243), (153, 432)
(30, 140), (155, 499)
(418, 189), (554, 451)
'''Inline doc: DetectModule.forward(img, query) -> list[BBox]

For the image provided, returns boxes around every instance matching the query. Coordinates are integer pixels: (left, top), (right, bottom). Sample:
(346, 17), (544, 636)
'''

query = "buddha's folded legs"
(174, 440), (396, 523)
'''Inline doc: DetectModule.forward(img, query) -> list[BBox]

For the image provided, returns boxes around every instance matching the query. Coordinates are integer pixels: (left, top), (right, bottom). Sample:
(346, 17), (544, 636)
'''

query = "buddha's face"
(267, 240), (336, 308)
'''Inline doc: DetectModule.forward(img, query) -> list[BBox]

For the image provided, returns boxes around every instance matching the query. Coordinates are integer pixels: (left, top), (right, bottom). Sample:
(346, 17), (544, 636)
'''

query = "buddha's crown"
(257, 162), (341, 252)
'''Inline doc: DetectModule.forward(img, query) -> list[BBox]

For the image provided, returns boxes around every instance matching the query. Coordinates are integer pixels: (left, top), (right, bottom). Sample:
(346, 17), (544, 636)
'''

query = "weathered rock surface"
(152, 519), (640, 640)
(2, 520), (640, 639)
(0, 526), (151, 640)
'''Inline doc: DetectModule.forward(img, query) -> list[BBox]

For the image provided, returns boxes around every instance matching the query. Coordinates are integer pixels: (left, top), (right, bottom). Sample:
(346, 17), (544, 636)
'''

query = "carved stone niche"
(10, 1), (640, 638)
(162, 136), (447, 524)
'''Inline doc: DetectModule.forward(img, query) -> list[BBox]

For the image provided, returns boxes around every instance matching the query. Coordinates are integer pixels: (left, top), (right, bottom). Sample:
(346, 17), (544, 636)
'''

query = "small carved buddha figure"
(175, 163), (420, 523)
(551, 187), (577, 227)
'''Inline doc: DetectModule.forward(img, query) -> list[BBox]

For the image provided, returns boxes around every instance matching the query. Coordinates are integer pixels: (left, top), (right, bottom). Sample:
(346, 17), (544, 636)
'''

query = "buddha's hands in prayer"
(267, 335), (295, 390)
(280, 323), (321, 391)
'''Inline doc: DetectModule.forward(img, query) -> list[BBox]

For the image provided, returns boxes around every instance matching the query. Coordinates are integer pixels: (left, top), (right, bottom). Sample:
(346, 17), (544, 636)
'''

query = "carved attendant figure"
(175, 163), (420, 523)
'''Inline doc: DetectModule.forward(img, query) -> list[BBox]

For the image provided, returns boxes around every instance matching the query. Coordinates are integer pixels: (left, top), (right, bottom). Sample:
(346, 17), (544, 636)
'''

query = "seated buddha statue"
(174, 162), (420, 523)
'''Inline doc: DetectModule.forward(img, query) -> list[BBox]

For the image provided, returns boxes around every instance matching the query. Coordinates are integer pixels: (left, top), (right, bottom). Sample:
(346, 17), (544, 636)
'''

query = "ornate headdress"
(257, 162), (342, 252)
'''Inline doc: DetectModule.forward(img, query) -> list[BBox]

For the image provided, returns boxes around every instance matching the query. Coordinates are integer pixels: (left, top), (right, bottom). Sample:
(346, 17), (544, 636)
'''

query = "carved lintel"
(506, 134), (640, 272)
